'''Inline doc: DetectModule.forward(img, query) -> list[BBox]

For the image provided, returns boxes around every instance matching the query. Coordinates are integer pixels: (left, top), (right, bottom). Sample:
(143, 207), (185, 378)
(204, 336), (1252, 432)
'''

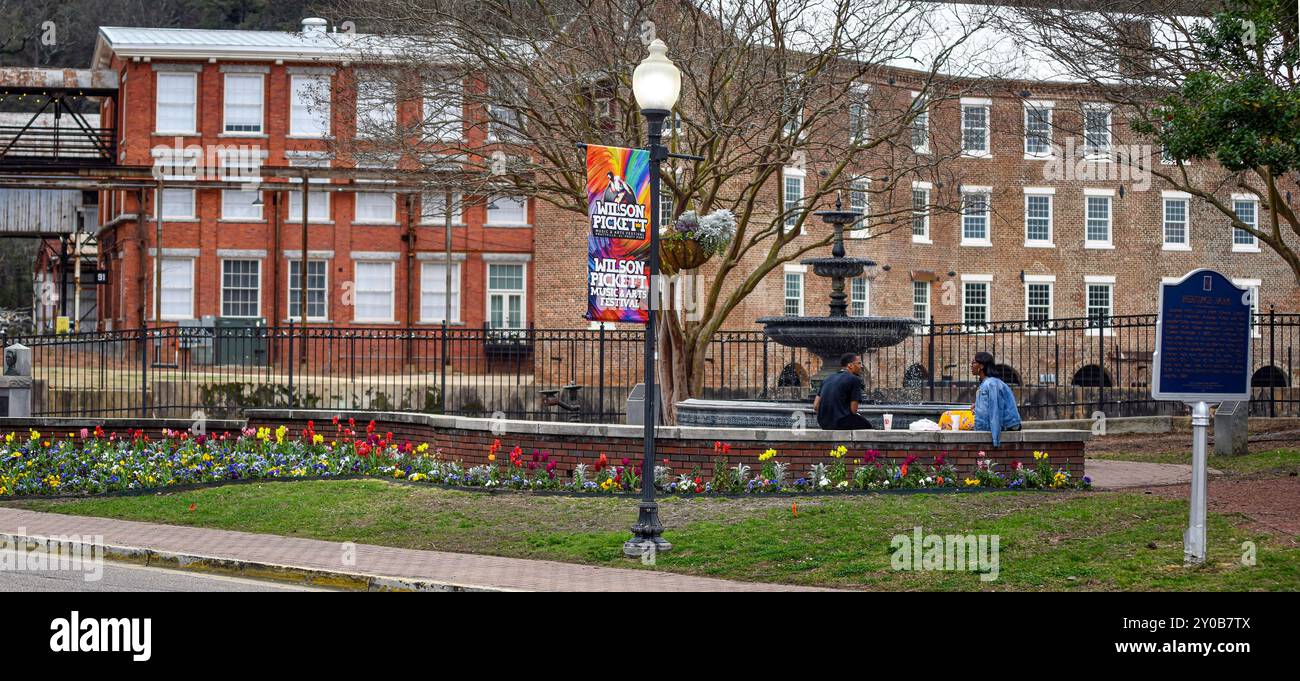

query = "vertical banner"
(584, 145), (652, 323)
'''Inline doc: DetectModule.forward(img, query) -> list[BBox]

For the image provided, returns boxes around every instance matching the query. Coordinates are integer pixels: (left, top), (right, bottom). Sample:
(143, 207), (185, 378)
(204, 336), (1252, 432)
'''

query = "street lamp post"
(623, 38), (681, 559)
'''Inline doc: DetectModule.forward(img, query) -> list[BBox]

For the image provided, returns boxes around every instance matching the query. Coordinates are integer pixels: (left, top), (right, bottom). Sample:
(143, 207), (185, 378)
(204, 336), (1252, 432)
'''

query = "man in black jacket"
(813, 352), (874, 430)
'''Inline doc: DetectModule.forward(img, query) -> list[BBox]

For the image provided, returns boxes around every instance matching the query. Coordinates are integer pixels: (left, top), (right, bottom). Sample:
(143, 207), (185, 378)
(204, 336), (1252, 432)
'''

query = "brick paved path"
(0, 508), (824, 592)
(1085, 458), (1222, 490)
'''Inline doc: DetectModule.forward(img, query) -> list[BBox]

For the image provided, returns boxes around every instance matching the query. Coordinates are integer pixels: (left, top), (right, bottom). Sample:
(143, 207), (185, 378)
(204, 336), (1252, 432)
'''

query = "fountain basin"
(677, 398), (967, 429)
(757, 315), (917, 390)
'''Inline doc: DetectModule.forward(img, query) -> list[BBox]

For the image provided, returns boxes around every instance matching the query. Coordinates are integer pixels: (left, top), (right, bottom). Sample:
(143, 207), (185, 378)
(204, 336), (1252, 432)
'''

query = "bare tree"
(997, 0), (1300, 281)
(324, 0), (1004, 421)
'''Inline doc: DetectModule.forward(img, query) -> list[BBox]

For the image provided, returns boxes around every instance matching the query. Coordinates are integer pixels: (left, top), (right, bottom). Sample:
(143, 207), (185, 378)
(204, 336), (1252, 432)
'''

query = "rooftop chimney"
(301, 17), (328, 33)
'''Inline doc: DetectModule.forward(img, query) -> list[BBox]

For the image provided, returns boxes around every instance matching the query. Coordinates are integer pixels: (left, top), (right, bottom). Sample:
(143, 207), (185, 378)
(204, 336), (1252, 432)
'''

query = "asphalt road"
(0, 559), (330, 592)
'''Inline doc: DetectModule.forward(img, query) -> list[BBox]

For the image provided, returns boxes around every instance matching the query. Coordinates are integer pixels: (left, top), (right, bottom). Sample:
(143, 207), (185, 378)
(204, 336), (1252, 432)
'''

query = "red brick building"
(92, 21), (534, 333)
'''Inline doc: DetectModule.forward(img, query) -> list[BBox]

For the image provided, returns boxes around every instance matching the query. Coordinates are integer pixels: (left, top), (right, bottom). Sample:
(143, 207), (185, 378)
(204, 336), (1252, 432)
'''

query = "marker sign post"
(1152, 269), (1252, 565)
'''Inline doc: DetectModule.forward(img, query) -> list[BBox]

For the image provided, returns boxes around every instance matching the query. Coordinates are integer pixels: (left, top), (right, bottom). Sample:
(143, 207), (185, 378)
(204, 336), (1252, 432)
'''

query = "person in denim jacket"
(971, 352), (1021, 446)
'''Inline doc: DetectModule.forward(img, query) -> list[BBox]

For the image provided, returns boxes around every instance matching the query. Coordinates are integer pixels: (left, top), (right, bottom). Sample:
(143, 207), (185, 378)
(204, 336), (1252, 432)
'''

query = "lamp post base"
(623, 502), (673, 558)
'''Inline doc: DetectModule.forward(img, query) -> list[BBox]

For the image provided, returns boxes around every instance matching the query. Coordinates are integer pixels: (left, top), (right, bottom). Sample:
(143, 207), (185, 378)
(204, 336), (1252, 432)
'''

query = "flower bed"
(0, 421), (1090, 498)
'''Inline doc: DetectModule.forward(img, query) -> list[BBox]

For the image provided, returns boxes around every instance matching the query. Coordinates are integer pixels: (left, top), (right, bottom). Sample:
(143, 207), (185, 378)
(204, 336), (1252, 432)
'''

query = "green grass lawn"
(9, 480), (1298, 590)
(1088, 448), (1300, 475)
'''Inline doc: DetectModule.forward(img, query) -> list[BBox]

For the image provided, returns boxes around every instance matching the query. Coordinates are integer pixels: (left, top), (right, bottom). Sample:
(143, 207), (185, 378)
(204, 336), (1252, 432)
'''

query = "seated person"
(971, 351), (1021, 446)
(814, 353), (875, 430)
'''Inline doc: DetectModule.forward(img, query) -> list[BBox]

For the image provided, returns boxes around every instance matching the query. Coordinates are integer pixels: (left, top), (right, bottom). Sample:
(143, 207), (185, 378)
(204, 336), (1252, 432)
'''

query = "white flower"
(819, 477), (830, 488)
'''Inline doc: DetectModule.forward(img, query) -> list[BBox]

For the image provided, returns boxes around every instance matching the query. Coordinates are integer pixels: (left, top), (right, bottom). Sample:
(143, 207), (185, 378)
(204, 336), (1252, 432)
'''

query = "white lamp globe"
(632, 39), (681, 112)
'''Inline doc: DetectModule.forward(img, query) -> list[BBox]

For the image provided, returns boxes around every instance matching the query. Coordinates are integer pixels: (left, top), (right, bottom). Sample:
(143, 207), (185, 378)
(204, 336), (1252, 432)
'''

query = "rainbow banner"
(585, 145), (651, 323)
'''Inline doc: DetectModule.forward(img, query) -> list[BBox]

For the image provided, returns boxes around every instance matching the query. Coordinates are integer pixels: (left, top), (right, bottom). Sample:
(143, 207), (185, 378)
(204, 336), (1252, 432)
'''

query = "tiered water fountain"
(676, 199), (964, 429)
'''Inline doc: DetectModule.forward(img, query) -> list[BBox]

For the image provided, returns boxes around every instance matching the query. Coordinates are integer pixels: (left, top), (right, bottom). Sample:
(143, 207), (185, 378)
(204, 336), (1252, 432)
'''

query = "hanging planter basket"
(660, 238), (711, 275)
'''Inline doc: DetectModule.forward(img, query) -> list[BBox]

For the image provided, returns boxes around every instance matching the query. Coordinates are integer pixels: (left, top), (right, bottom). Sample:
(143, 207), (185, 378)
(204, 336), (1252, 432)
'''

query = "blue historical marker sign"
(1152, 269), (1252, 402)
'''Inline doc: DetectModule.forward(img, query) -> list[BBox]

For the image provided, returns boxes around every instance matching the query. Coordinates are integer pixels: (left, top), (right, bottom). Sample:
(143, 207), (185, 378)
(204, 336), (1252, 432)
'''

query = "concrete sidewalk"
(0, 508), (824, 592)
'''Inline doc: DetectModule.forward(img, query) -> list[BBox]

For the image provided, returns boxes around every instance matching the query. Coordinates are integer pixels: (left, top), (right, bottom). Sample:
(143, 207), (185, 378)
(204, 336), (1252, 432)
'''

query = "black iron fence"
(4, 311), (1297, 423)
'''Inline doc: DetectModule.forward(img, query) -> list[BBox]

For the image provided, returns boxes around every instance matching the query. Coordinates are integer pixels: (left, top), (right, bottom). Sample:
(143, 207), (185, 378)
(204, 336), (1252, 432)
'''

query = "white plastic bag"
(908, 418), (941, 431)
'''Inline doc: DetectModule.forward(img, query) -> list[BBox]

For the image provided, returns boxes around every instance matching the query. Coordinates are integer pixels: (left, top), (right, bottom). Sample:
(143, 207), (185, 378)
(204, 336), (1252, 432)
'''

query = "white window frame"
(1233, 277), (1262, 338)
(421, 191), (466, 226)
(912, 280), (931, 331)
(1023, 101), (1054, 158)
(157, 188), (196, 221)
(960, 186), (992, 247)
(485, 195), (529, 227)
(355, 74), (396, 140)
(848, 177), (869, 238)
(910, 92), (929, 154)
(353, 260), (396, 323)
(1084, 275), (1115, 337)
(155, 72), (197, 135)
(156, 257), (194, 321)
(960, 274), (992, 333)
(1084, 188), (1114, 249)
(783, 265), (805, 316)
(782, 167), (805, 228)
(354, 192), (397, 225)
(960, 98), (991, 158)
(1161, 191), (1191, 251)
(287, 258), (329, 322)
(222, 73), (264, 135)
(287, 157), (332, 224)
(221, 187), (263, 221)
(911, 181), (931, 243)
(1082, 103), (1113, 161)
(782, 74), (804, 139)
(1023, 187), (1054, 247)
(486, 262), (528, 330)
(420, 261), (462, 323)
(1231, 194), (1261, 252)
(1023, 274), (1055, 336)
(220, 258), (262, 319)
(289, 74), (331, 138)
(850, 276), (870, 317)
(422, 75), (463, 142)
(848, 83), (870, 144)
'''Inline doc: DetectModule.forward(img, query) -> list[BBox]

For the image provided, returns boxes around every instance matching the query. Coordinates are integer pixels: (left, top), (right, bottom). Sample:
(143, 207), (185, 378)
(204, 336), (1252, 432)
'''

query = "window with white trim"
(1085, 194), (1112, 247)
(421, 261), (461, 323)
(487, 79), (524, 142)
(961, 102), (989, 155)
(355, 192), (396, 224)
(1024, 102), (1053, 156)
(1163, 197), (1189, 248)
(158, 258), (194, 320)
(912, 281), (930, 328)
(221, 187), (262, 220)
(422, 75), (463, 142)
(961, 189), (990, 245)
(782, 170), (804, 228)
(354, 261), (395, 322)
(911, 185), (930, 241)
(659, 186), (675, 231)
(1025, 279), (1053, 332)
(784, 270), (804, 316)
(290, 74), (331, 137)
(487, 263), (526, 329)
(1086, 280), (1114, 334)
(287, 158), (331, 223)
(221, 259), (261, 318)
(223, 73), (263, 134)
(963, 280), (990, 331)
(849, 178), (869, 237)
(355, 75), (396, 139)
(848, 84), (869, 143)
(910, 93), (929, 153)
(1233, 198), (1259, 250)
(1025, 193), (1053, 245)
(155, 72), (196, 134)
(158, 188), (195, 220)
(486, 196), (528, 226)
(1083, 105), (1112, 159)
(782, 75), (803, 138)
(1233, 278), (1261, 337)
(287, 259), (328, 320)
(850, 277), (869, 317)
(421, 191), (464, 225)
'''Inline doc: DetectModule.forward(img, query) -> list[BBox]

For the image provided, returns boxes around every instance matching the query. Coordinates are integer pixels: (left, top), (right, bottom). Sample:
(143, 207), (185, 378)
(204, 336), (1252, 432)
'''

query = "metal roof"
(0, 189), (85, 236)
(93, 26), (430, 68)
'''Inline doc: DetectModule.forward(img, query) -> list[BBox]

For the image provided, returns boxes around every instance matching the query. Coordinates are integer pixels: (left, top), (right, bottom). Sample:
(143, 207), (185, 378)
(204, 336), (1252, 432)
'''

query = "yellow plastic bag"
(939, 409), (975, 431)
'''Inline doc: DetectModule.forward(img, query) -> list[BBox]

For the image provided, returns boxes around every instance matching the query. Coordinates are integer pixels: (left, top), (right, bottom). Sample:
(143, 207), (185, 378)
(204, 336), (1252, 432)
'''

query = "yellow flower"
(201, 453), (212, 462)
(829, 445), (847, 459)
(759, 448), (778, 462)
(3, 433), (12, 444)
(394, 468), (406, 479)
(416, 443), (430, 454)
(29, 430), (40, 441)
(409, 473), (425, 482)
(964, 477), (980, 487)
(275, 426), (288, 444)
(1052, 472), (1067, 488)
(312, 434), (324, 445)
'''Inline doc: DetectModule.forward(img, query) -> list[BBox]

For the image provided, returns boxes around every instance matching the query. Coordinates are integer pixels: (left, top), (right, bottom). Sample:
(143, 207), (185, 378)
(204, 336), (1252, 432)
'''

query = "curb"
(0, 531), (518, 592)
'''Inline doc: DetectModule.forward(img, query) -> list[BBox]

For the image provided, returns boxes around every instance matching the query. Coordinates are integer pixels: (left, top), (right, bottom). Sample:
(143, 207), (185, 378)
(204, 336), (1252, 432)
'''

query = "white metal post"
(1185, 400), (1211, 564)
